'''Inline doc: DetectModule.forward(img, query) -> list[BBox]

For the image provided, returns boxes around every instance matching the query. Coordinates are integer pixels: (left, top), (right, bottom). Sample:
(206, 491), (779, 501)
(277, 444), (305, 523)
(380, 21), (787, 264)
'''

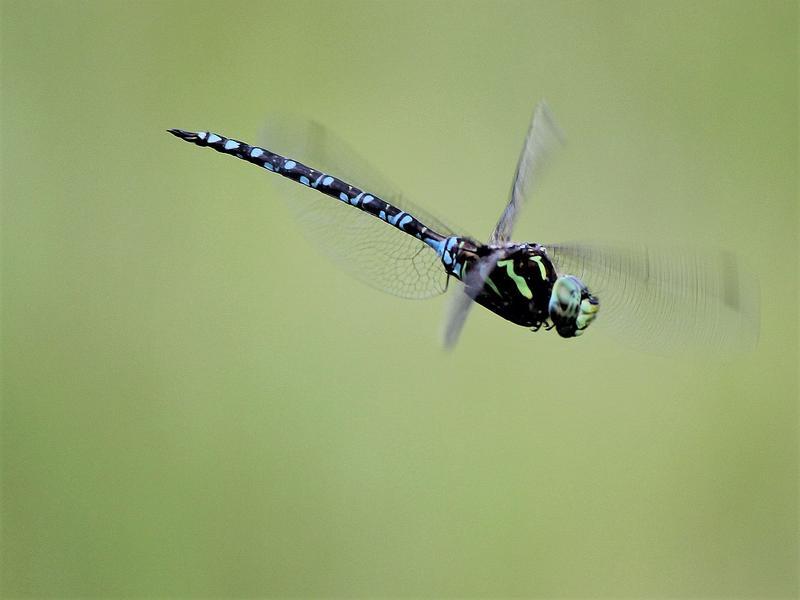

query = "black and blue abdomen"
(168, 129), (452, 259)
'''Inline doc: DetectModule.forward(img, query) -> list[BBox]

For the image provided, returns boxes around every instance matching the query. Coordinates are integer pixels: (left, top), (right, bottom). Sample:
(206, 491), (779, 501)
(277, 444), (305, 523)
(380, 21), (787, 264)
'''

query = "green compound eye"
(548, 276), (600, 338)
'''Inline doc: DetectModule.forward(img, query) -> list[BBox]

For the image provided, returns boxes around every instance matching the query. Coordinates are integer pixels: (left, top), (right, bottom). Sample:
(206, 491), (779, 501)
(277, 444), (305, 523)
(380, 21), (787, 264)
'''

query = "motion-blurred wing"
(489, 101), (564, 244)
(261, 118), (463, 299)
(445, 103), (563, 347)
(545, 243), (760, 354)
(442, 251), (503, 349)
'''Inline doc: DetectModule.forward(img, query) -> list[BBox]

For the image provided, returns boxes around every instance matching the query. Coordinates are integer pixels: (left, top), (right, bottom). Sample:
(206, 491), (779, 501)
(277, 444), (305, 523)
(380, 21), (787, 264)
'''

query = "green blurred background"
(1, 1), (797, 597)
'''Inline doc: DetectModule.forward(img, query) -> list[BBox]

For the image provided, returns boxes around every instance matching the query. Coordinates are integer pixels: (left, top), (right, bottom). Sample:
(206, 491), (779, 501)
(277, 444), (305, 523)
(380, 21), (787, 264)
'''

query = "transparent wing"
(489, 101), (565, 244)
(259, 118), (462, 299)
(442, 251), (504, 349)
(546, 243), (760, 355)
(446, 102), (562, 346)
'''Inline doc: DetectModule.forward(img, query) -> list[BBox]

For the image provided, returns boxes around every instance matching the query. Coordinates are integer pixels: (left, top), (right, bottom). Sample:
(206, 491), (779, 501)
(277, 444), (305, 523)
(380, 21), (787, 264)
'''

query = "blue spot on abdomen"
(427, 238), (446, 257)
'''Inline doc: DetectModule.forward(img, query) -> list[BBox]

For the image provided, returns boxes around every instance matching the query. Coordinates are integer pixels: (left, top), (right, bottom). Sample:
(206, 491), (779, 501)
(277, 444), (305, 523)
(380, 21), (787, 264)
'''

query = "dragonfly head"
(548, 275), (599, 337)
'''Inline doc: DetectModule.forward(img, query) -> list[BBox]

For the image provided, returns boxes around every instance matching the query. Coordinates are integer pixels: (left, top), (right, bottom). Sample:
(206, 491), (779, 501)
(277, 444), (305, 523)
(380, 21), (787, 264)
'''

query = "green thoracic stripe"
(463, 261), (502, 297)
(530, 255), (547, 280)
(485, 277), (502, 297)
(497, 259), (533, 299)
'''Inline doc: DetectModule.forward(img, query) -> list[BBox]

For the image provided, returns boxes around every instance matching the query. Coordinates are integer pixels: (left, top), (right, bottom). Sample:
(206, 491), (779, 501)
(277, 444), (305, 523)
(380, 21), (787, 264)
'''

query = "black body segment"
(167, 129), (448, 252)
(452, 242), (558, 328)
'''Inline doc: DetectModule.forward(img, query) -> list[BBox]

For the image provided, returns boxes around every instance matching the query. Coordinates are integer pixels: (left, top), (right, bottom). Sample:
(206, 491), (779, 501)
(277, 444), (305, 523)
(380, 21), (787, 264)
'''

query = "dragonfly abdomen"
(168, 129), (452, 259)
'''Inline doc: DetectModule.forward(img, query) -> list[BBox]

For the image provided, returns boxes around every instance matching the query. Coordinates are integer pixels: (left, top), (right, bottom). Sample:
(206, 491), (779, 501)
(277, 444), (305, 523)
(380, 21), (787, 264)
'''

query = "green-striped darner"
(169, 103), (758, 353)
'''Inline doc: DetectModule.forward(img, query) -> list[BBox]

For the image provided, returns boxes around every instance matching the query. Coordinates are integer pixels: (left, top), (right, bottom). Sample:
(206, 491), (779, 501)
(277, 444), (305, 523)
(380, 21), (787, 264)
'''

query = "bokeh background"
(2, 1), (797, 597)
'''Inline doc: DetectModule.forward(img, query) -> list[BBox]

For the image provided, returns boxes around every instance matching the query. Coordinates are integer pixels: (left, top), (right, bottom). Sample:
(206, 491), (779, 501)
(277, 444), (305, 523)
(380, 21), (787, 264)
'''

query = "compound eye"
(556, 282), (574, 304)
(549, 275), (599, 338)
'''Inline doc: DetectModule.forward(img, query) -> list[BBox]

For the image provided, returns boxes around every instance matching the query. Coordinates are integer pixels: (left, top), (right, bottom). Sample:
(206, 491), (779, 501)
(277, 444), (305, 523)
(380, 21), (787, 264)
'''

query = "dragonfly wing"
(489, 101), (564, 244)
(442, 251), (503, 349)
(545, 243), (760, 355)
(446, 104), (562, 346)
(260, 118), (463, 299)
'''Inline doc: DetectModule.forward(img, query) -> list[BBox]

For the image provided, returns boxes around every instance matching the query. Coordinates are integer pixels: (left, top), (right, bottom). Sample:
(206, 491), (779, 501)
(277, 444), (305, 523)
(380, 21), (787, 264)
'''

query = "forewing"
(260, 118), (461, 299)
(546, 243), (760, 355)
(489, 101), (564, 244)
(442, 251), (503, 349)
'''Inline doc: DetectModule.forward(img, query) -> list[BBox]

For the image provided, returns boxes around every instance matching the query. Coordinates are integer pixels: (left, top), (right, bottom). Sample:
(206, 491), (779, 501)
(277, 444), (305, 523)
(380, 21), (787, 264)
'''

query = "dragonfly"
(168, 103), (758, 352)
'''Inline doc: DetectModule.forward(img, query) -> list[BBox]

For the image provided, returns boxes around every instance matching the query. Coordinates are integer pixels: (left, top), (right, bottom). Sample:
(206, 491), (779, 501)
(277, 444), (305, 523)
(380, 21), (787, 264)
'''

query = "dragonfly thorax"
(446, 240), (600, 337)
(451, 241), (558, 330)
